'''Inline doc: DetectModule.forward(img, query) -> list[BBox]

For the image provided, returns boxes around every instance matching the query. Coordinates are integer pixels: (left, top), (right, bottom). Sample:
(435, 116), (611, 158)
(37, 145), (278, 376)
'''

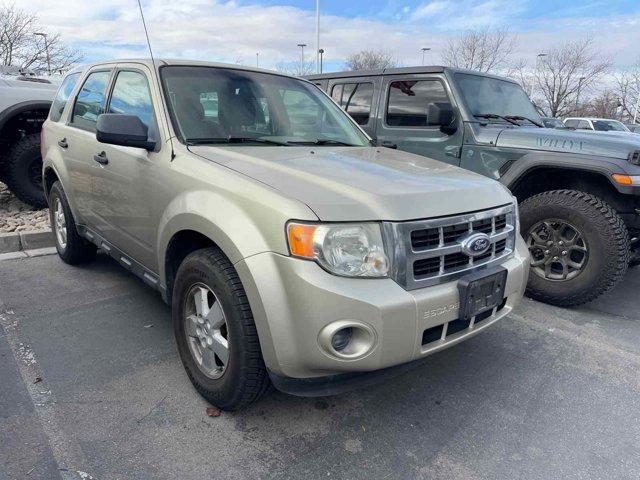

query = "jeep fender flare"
(498, 151), (631, 194)
(0, 100), (52, 133)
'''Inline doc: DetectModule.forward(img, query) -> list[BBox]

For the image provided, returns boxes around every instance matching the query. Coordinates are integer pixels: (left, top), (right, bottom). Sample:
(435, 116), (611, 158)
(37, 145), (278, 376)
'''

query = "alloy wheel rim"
(526, 219), (588, 281)
(184, 283), (229, 379)
(53, 198), (67, 249)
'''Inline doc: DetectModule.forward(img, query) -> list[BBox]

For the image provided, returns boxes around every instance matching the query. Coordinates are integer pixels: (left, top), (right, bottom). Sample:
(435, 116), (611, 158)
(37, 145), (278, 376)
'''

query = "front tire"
(48, 181), (97, 264)
(172, 247), (270, 411)
(520, 190), (629, 307)
(4, 134), (47, 208)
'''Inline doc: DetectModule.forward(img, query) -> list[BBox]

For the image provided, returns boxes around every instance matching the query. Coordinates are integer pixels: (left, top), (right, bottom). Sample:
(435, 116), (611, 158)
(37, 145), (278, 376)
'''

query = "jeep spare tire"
(520, 189), (629, 307)
(4, 133), (47, 208)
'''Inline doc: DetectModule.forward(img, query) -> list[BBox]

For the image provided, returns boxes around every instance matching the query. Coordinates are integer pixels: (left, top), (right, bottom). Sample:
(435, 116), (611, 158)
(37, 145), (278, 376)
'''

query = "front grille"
(383, 204), (517, 290)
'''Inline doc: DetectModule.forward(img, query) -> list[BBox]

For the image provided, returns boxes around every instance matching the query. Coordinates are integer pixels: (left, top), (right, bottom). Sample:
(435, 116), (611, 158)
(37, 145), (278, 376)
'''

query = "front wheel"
(520, 190), (630, 307)
(4, 134), (47, 208)
(172, 247), (270, 411)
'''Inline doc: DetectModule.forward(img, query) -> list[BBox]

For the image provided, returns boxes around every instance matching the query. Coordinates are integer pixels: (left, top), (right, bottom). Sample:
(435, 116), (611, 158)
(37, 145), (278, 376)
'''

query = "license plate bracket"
(457, 268), (507, 321)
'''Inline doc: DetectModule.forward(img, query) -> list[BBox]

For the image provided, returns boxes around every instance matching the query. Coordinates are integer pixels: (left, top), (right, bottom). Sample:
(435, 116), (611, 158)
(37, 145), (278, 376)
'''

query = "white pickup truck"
(0, 67), (59, 207)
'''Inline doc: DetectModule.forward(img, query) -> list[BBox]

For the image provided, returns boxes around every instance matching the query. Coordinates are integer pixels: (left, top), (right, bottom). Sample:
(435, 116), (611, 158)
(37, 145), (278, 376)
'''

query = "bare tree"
(344, 50), (397, 71)
(533, 39), (610, 117)
(275, 60), (315, 76)
(0, 5), (82, 74)
(582, 90), (622, 118)
(613, 58), (640, 122)
(441, 28), (516, 73)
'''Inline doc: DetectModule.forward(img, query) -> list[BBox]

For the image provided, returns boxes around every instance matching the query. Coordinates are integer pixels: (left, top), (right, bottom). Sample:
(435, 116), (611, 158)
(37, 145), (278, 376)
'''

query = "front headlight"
(287, 222), (389, 277)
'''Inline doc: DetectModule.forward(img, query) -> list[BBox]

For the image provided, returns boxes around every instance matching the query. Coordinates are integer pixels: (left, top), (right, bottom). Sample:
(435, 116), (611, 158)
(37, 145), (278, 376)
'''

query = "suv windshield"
(161, 66), (370, 146)
(454, 73), (541, 124)
(592, 120), (629, 132)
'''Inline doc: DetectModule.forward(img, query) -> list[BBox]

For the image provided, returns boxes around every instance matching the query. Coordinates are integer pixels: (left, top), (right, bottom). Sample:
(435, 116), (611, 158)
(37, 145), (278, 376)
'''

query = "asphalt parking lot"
(1, 253), (640, 480)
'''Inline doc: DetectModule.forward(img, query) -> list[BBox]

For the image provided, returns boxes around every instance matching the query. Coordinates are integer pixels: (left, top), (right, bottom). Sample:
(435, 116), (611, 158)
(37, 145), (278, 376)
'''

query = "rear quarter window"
(49, 73), (81, 122)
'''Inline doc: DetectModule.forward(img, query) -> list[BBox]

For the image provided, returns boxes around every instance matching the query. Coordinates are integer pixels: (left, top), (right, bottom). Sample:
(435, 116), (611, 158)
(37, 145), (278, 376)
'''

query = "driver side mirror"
(96, 114), (156, 151)
(426, 102), (457, 134)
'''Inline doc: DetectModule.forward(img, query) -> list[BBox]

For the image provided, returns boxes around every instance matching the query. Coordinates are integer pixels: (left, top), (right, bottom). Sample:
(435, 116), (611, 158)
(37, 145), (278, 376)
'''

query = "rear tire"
(48, 181), (97, 265)
(520, 190), (629, 307)
(172, 247), (270, 411)
(4, 134), (47, 208)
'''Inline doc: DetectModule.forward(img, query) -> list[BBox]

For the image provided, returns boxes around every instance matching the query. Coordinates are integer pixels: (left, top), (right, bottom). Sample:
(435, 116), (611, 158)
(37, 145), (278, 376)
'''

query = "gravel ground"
(0, 182), (49, 233)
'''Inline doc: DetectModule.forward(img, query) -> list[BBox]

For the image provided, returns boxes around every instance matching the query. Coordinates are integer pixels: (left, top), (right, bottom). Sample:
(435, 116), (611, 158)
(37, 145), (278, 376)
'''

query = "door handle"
(380, 140), (398, 149)
(58, 138), (68, 149)
(93, 151), (109, 165)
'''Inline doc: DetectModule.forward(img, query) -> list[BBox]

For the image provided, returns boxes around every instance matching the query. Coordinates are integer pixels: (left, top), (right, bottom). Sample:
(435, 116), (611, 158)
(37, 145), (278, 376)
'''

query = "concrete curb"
(0, 229), (55, 254)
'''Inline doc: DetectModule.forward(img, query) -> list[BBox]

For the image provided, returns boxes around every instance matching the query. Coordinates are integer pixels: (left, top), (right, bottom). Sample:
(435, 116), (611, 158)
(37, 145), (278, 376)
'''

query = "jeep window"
(386, 80), (449, 127)
(108, 71), (155, 127)
(592, 120), (628, 132)
(161, 66), (369, 146)
(72, 70), (111, 132)
(454, 73), (541, 123)
(331, 82), (374, 125)
(50, 72), (80, 122)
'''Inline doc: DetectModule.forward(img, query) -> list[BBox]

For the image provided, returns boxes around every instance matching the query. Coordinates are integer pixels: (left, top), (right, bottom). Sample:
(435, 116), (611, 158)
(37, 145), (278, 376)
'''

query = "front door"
(87, 67), (161, 268)
(375, 74), (463, 166)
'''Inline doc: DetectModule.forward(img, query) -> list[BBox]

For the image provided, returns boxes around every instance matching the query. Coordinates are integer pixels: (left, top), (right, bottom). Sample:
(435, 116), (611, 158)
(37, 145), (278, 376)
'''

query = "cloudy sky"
(10, 0), (640, 72)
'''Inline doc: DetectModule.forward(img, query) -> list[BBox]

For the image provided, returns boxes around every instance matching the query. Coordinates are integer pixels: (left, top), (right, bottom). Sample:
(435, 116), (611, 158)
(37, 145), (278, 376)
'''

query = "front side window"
(592, 120), (628, 132)
(72, 70), (111, 131)
(331, 82), (373, 125)
(161, 66), (370, 146)
(108, 70), (155, 128)
(386, 80), (449, 127)
(454, 73), (541, 123)
(50, 72), (80, 122)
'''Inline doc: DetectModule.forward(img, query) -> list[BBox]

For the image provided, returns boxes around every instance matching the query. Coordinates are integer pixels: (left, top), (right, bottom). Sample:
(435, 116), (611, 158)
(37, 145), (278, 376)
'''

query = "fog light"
(331, 327), (352, 351)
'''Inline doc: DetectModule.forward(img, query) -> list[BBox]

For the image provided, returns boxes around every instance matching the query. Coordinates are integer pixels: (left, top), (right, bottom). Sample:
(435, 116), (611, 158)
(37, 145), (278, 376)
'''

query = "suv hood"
(495, 126), (640, 160)
(189, 146), (513, 222)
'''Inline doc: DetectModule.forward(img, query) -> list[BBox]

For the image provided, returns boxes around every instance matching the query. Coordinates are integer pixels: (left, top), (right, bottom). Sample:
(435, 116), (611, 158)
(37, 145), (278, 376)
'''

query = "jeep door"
(375, 74), (463, 166)
(87, 66), (161, 268)
(326, 77), (380, 138)
(62, 68), (113, 223)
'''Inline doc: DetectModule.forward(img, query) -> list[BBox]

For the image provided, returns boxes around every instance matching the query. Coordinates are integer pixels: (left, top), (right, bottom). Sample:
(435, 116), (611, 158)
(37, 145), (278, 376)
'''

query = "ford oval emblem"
(461, 233), (491, 257)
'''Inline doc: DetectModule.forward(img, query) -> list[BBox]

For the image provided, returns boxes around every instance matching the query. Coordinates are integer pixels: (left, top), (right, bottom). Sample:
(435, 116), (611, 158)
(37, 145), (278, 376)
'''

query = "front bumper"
(235, 235), (530, 381)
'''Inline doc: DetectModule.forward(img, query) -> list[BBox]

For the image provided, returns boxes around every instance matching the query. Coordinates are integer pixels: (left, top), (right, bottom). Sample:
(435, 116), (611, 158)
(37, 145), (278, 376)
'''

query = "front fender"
(156, 189), (317, 285)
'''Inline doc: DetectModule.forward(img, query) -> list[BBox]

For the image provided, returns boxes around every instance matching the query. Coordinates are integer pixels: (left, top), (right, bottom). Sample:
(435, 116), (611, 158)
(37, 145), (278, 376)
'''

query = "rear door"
(327, 77), (380, 138)
(375, 74), (463, 165)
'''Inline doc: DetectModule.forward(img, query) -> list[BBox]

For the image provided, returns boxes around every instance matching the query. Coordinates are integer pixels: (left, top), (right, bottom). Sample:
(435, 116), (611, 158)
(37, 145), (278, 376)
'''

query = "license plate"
(457, 268), (507, 321)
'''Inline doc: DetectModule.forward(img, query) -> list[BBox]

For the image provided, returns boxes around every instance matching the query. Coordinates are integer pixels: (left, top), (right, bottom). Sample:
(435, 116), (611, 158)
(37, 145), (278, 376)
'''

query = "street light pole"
(315, 0), (320, 73)
(256, 52), (259, 68)
(319, 48), (324, 74)
(34, 32), (50, 75)
(421, 47), (431, 66)
(297, 43), (307, 74)
(576, 76), (586, 109)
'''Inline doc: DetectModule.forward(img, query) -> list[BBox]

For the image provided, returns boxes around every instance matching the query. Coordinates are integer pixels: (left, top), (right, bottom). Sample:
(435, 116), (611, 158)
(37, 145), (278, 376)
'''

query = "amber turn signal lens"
(287, 223), (317, 258)
(612, 174), (633, 186)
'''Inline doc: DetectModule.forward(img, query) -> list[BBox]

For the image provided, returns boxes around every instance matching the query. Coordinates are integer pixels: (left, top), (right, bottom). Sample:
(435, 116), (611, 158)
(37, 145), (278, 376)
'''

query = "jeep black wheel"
(520, 190), (630, 307)
(48, 181), (97, 264)
(4, 134), (47, 208)
(172, 247), (270, 411)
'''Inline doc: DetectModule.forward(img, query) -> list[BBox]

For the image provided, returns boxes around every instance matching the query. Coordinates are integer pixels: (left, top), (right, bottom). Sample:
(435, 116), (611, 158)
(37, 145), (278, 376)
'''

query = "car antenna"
(136, 0), (176, 160)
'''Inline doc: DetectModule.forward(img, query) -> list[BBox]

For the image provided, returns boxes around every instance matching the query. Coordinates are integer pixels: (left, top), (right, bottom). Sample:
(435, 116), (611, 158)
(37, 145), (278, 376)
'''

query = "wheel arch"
(0, 101), (52, 139)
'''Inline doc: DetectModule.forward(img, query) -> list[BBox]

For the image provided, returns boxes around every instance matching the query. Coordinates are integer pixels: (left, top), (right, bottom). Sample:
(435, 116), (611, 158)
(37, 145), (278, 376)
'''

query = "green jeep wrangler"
(307, 67), (640, 307)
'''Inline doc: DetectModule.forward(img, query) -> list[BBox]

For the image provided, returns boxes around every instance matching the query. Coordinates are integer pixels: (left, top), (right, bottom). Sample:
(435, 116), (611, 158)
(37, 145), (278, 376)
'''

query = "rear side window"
(72, 70), (111, 131)
(330, 82), (373, 125)
(576, 120), (592, 130)
(564, 119), (578, 128)
(107, 70), (155, 128)
(50, 73), (80, 122)
(386, 80), (449, 127)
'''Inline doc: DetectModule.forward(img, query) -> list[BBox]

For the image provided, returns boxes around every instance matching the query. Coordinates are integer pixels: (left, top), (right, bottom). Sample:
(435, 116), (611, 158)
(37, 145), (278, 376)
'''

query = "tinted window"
(72, 71), (111, 131)
(387, 80), (449, 127)
(108, 71), (155, 128)
(50, 73), (80, 122)
(331, 82), (373, 125)
(592, 120), (627, 132)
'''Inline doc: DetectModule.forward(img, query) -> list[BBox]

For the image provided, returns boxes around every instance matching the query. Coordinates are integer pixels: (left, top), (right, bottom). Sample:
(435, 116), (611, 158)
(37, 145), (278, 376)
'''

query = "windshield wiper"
(186, 136), (290, 146)
(504, 115), (544, 128)
(285, 139), (359, 146)
(474, 113), (521, 126)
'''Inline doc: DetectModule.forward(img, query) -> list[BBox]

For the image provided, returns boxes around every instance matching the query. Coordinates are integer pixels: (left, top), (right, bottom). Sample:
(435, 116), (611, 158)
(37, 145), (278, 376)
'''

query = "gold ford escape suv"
(41, 60), (529, 410)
